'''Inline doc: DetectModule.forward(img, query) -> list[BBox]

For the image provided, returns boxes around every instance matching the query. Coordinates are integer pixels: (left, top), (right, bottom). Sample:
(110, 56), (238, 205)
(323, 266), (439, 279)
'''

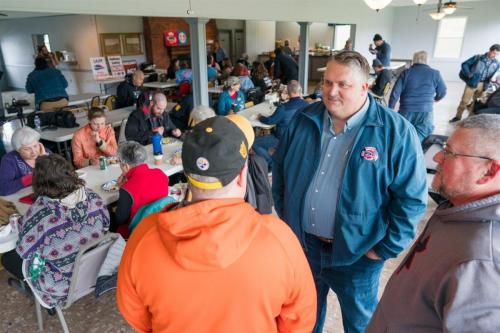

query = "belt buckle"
(317, 236), (333, 244)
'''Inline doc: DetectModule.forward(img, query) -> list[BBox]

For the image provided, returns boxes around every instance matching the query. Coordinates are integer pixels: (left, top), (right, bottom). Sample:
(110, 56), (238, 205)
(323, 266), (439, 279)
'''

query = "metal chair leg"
(55, 307), (70, 333)
(34, 300), (44, 332)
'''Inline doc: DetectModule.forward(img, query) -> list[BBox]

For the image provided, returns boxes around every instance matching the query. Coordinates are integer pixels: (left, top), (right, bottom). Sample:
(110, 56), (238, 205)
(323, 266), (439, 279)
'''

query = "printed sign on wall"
(90, 57), (109, 78)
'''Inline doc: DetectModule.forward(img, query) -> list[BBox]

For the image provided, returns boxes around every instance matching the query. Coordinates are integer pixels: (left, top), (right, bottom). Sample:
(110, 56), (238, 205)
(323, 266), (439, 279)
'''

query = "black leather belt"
(307, 233), (333, 244)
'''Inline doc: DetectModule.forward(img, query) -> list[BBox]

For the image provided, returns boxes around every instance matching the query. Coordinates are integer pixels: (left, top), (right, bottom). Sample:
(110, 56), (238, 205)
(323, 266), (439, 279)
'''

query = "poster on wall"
(108, 55), (126, 77)
(163, 31), (178, 47)
(89, 57), (110, 78)
(177, 30), (189, 46)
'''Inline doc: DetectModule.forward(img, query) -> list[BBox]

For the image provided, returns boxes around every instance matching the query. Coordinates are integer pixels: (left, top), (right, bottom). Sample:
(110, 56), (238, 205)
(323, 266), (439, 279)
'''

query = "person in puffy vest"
(112, 141), (169, 238)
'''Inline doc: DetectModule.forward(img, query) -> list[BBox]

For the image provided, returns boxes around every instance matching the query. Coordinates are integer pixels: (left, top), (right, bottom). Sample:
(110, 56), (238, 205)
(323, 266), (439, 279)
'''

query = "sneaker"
(449, 117), (461, 123)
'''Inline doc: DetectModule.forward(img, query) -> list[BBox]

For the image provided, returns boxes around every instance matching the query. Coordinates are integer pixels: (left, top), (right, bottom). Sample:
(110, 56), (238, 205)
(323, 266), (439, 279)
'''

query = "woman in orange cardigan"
(72, 107), (118, 168)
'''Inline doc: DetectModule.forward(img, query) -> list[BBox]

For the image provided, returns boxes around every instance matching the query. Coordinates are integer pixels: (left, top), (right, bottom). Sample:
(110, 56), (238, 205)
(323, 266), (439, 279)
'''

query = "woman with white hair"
(217, 76), (246, 116)
(112, 141), (169, 238)
(0, 127), (50, 195)
(388, 50), (447, 142)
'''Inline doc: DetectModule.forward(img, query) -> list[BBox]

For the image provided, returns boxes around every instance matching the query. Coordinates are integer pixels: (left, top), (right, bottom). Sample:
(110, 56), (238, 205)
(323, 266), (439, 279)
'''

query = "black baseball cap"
(182, 115), (255, 189)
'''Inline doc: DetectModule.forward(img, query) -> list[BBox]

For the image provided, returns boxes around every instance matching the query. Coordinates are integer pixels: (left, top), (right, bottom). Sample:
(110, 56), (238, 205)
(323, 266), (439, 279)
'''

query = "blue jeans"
(252, 134), (279, 166)
(399, 111), (434, 143)
(305, 233), (384, 333)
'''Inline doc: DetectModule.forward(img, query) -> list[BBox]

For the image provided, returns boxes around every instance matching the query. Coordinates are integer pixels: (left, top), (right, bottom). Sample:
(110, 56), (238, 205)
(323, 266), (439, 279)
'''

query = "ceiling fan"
(427, 1), (473, 20)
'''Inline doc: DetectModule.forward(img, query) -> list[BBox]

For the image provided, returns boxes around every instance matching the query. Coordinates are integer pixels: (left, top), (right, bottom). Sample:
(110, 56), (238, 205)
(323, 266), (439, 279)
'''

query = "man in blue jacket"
(389, 51), (447, 142)
(272, 51), (427, 333)
(450, 44), (500, 123)
(252, 80), (308, 166)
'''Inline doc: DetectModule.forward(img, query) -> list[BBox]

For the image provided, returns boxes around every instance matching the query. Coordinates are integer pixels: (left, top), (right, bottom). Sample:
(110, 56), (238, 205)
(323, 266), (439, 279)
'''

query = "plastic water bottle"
(152, 133), (163, 155)
(34, 114), (41, 130)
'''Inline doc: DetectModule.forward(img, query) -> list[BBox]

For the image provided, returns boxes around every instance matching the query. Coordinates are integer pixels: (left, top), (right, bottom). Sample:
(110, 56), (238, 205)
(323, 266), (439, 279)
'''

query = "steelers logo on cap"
(196, 157), (210, 171)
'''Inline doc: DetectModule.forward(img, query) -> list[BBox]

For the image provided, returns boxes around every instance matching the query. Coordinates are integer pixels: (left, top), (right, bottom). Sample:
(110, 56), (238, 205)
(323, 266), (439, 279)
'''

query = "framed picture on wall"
(100, 33), (122, 56)
(121, 33), (143, 55)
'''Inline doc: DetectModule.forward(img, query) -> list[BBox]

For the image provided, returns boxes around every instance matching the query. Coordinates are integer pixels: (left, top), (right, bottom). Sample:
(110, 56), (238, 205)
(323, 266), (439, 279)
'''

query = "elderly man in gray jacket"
(367, 114), (500, 333)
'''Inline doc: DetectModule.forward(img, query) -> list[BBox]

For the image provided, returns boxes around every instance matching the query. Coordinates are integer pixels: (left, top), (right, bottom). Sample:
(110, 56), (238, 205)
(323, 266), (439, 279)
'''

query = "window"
(333, 25), (352, 51)
(434, 17), (467, 59)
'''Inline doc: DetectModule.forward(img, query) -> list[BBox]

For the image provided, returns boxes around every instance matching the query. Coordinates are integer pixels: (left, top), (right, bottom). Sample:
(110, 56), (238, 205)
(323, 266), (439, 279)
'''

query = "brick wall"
(143, 17), (218, 69)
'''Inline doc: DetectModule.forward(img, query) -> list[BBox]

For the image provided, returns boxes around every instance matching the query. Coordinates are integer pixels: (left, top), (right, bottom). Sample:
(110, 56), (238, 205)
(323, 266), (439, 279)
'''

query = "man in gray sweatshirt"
(367, 114), (500, 333)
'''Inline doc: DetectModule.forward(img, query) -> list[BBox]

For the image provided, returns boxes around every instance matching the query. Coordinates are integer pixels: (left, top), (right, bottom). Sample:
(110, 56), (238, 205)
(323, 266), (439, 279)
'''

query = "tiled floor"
(0, 81), (466, 333)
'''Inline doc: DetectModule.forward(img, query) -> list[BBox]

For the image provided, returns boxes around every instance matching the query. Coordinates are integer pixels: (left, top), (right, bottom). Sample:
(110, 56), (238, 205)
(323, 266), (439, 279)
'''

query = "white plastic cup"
(154, 154), (163, 165)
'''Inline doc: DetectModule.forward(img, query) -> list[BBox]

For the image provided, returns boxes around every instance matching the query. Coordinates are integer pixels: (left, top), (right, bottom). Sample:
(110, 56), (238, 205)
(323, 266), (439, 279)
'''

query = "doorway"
(218, 30), (232, 63)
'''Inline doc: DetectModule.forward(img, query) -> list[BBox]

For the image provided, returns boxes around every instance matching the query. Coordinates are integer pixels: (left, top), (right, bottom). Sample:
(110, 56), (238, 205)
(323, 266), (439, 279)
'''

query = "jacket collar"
(126, 163), (149, 179)
(302, 94), (384, 132)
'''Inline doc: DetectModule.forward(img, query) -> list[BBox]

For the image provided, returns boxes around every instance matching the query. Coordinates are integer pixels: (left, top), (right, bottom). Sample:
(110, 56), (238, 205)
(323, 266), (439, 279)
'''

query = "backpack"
(27, 110), (78, 128)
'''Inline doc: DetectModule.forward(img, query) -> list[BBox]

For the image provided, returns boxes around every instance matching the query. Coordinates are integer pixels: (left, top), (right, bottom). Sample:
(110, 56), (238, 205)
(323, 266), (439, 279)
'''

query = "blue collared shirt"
(302, 98), (369, 239)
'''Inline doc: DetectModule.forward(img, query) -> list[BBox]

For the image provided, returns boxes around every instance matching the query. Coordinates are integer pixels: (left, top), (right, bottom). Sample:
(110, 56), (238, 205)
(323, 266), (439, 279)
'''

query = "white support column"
(186, 18), (209, 107)
(298, 22), (311, 95)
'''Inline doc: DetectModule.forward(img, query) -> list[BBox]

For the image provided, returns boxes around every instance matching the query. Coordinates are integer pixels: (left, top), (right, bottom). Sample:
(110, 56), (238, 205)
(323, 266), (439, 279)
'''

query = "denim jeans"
(305, 233), (384, 333)
(252, 134), (279, 166)
(399, 111), (434, 143)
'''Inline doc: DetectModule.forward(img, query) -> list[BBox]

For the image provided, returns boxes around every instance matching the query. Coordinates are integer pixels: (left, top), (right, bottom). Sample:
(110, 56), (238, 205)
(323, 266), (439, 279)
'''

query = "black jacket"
(116, 79), (142, 108)
(170, 94), (194, 130)
(125, 109), (177, 145)
(274, 53), (298, 84)
(371, 69), (392, 96)
(245, 154), (272, 214)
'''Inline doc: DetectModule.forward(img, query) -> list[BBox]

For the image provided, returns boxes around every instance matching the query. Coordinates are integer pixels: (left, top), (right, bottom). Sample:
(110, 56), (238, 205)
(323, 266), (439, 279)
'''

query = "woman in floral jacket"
(1, 154), (109, 307)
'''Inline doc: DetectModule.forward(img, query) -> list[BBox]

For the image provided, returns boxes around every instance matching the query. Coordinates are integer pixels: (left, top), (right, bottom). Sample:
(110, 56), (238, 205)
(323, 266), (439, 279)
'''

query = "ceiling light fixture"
(363, 0), (393, 12)
(429, 11), (446, 20)
(443, 1), (457, 14)
(412, 0), (428, 5)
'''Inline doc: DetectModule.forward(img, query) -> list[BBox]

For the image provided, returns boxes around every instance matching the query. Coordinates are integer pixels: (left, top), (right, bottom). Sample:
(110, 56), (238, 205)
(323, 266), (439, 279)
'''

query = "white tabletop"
(94, 77), (124, 85)
(143, 80), (178, 89)
(14, 93), (108, 115)
(238, 101), (277, 129)
(0, 141), (183, 216)
(39, 106), (134, 143)
(0, 229), (18, 253)
(208, 86), (224, 94)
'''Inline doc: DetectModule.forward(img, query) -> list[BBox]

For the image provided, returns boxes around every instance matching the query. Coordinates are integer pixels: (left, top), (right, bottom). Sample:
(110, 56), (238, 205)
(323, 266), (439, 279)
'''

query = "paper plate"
(76, 170), (86, 178)
(101, 179), (119, 192)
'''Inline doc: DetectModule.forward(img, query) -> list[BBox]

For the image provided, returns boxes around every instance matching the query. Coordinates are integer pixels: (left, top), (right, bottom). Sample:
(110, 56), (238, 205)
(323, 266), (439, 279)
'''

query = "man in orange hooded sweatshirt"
(117, 114), (317, 333)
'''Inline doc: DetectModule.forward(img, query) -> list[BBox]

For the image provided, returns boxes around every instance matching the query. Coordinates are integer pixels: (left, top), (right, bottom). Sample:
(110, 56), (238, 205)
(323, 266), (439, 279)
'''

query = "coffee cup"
(154, 154), (163, 165)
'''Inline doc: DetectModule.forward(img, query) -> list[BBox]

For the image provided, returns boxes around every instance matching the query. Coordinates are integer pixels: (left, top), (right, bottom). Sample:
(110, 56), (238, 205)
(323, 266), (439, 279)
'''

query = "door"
(218, 30), (232, 62)
(234, 30), (245, 65)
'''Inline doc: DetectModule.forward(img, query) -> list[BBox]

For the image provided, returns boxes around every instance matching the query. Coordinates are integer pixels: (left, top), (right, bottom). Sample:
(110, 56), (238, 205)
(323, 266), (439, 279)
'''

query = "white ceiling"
(390, 0), (485, 6)
(0, 0), (489, 21)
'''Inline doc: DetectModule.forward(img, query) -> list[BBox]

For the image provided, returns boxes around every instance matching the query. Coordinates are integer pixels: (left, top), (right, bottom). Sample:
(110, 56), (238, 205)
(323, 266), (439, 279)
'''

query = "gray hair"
(457, 114), (500, 159)
(327, 51), (370, 82)
(412, 51), (427, 65)
(190, 106), (216, 127)
(117, 141), (147, 166)
(226, 76), (240, 89)
(287, 80), (302, 96)
(12, 127), (41, 151)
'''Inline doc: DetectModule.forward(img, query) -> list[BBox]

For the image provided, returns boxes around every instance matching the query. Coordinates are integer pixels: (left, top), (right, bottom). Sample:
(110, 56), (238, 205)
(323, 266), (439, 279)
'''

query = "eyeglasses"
(441, 144), (494, 161)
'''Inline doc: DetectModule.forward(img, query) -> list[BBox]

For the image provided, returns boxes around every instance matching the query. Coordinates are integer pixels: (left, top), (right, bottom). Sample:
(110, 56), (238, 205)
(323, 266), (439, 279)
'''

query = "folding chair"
(103, 95), (116, 111)
(90, 96), (100, 108)
(118, 118), (128, 144)
(22, 233), (119, 333)
(372, 82), (391, 106)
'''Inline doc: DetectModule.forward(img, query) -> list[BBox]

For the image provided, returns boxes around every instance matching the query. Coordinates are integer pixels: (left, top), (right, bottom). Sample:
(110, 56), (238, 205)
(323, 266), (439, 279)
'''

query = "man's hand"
(154, 126), (165, 136)
(365, 249), (382, 261)
(172, 128), (182, 138)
